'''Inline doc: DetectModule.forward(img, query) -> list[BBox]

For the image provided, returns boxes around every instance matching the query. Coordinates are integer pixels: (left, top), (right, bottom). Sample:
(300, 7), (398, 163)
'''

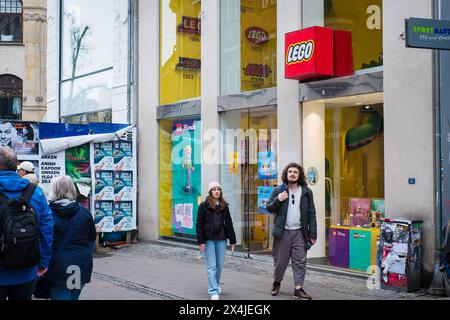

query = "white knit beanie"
(208, 181), (222, 193)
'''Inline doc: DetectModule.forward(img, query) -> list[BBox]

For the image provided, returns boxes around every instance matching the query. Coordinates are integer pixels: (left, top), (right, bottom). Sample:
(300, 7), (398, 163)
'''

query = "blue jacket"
(47, 201), (96, 287)
(0, 171), (54, 286)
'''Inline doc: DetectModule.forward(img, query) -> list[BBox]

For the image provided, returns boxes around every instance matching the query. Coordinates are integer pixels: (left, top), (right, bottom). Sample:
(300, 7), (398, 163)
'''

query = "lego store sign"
(285, 26), (353, 81)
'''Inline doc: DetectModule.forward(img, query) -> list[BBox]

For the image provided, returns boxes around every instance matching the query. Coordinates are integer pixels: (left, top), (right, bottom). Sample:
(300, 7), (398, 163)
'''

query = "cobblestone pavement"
(80, 241), (449, 301)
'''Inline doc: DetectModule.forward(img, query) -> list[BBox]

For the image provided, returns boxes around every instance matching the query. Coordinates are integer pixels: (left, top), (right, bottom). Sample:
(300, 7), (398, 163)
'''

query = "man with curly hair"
(266, 163), (317, 300)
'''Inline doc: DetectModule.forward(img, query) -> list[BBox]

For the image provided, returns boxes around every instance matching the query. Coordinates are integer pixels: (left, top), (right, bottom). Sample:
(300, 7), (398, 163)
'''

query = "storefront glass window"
(159, 118), (202, 241)
(304, 0), (383, 71)
(61, 0), (114, 80)
(160, 0), (201, 106)
(61, 109), (112, 124)
(60, 69), (112, 118)
(325, 104), (384, 271)
(220, 107), (278, 254)
(60, 0), (117, 120)
(220, 0), (277, 95)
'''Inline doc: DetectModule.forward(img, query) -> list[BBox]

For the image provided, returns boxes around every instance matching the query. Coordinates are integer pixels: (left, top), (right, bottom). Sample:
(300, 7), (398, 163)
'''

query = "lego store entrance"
(220, 106), (278, 257)
(304, 93), (385, 273)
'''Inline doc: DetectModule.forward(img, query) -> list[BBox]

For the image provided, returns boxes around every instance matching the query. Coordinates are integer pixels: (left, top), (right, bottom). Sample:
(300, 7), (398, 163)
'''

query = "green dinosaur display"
(345, 111), (383, 151)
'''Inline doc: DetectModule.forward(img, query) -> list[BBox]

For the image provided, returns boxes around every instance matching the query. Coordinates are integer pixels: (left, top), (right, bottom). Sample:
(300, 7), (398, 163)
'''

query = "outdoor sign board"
(406, 17), (450, 50)
(285, 26), (353, 81)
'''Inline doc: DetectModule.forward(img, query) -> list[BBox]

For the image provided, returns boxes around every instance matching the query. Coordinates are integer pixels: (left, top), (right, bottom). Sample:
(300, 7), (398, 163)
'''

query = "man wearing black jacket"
(267, 163), (317, 300)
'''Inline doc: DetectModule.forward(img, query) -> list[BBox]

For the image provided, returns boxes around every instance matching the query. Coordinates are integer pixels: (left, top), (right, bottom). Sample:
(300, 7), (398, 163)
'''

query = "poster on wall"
(113, 201), (133, 232)
(257, 186), (274, 214)
(92, 129), (137, 233)
(39, 150), (66, 196)
(93, 142), (115, 232)
(257, 151), (277, 180)
(94, 141), (114, 171)
(0, 121), (39, 156)
(94, 200), (114, 233)
(66, 144), (92, 210)
(114, 139), (133, 172)
(171, 119), (201, 237)
(94, 171), (114, 201)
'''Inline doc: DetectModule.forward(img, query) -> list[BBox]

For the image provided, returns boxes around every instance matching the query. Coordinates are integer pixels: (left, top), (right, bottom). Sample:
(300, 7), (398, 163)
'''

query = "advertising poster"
(0, 121), (39, 156)
(114, 140), (133, 172)
(257, 186), (274, 214)
(171, 119), (201, 236)
(39, 151), (66, 196)
(257, 151), (277, 180)
(110, 128), (137, 232)
(66, 144), (92, 210)
(114, 171), (133, 202)
(94, 170), (114, 201)
(94, 142), (114, 171)
(113, 201), (133, 232)
(94, 200), (114, 233)
(66, 144), (91, 179)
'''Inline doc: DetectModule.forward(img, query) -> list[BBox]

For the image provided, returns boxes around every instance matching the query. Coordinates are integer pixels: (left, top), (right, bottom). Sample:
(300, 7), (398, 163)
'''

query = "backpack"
(0, 184), (40, 269)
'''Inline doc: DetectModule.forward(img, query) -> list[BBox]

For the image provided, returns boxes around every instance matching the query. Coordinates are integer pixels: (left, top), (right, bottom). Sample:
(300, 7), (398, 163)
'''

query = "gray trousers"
(272, 228), (307, 287)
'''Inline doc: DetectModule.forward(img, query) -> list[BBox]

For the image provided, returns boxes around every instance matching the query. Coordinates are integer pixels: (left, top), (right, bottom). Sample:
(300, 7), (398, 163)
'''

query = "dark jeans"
(0, 280), (36, 301)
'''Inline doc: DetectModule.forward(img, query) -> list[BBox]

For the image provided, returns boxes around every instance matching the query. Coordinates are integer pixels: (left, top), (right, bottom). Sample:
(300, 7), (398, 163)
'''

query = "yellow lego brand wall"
(160, 0), (201, 105)
(325, 0), (383, 70)
(159, 120), (174, 237)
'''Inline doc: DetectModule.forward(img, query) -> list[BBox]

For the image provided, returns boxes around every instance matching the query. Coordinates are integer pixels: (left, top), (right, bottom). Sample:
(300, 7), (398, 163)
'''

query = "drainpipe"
(127, 0), (134, 125)
(434, 0), (443, 254)
(428, 0), (444, 296)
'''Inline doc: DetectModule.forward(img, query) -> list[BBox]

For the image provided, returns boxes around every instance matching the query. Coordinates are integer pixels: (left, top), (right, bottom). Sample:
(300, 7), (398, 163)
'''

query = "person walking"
(46, 176), (96, 300)
(267, 163), (317, 300)
(17, 161), (38, 183)
(196, 182), (236, 300)
(0, 147), (53, 300)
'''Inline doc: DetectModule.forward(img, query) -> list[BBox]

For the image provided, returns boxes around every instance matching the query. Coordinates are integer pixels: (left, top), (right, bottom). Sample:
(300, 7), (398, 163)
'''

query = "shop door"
(221, 106), (277, 256)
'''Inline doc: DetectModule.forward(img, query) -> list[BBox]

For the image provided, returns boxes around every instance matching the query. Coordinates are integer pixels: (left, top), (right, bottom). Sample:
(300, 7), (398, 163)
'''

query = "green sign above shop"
(406, 17), (450, 50)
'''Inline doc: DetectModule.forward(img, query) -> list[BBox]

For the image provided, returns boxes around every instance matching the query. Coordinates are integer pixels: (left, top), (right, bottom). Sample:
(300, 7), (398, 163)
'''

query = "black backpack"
(0, 184), (40, 269)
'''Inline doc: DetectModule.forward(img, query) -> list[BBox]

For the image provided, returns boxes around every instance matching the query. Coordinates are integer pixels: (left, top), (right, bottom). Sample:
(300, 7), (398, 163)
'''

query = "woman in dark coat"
(196, 182), (236, 300)
(47, 176), (96, 300)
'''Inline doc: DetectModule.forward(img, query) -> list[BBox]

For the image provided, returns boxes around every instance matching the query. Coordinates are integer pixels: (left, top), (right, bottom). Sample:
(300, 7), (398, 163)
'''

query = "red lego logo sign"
(285, 26), (353, 81)
(286, 40), (315, 64)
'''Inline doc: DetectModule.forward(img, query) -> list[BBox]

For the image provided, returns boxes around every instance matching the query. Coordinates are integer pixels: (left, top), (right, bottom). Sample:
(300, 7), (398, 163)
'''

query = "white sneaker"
(211, 295), (220, 300)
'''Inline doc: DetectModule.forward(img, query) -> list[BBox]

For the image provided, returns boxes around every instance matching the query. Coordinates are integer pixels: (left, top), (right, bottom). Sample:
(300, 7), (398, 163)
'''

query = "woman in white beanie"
(196, 181), (236, 300)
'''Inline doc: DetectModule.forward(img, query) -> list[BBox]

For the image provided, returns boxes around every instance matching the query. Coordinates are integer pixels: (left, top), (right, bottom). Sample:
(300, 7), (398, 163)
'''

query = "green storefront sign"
(406, 17), (450, 50)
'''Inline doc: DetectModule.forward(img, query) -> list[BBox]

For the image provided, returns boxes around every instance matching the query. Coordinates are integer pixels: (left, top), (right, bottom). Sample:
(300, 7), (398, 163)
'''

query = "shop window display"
(160, 0), (201, 105)
(159, 118), (202, 240)
(220, 0), (277, 95)
(325, 104), (384, 272)
(220, 107), (278, 254)
(301, 0), (383, 71)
